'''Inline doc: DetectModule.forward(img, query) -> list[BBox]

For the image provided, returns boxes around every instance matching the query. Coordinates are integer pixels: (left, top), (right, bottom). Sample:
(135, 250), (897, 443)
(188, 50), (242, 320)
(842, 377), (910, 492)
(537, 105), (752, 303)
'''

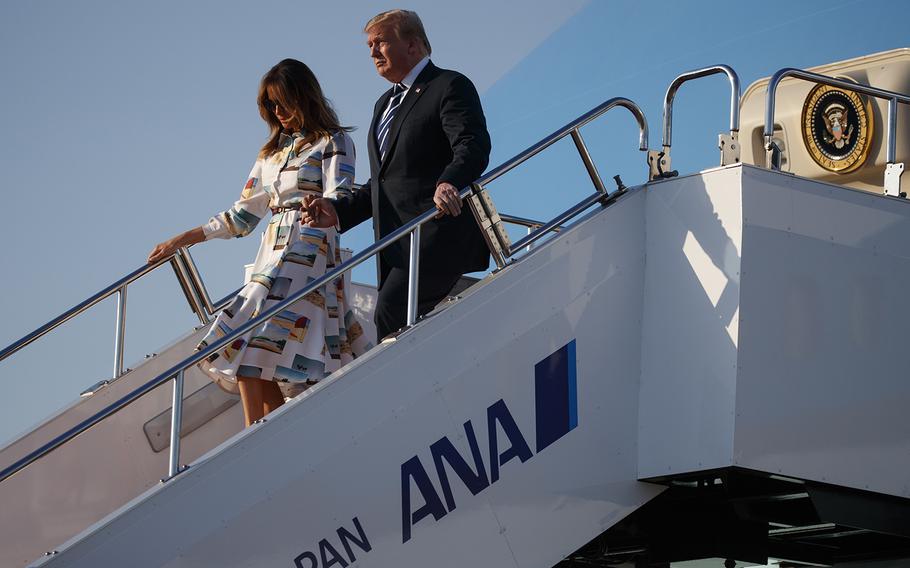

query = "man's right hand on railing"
(301, 195), (339, 229)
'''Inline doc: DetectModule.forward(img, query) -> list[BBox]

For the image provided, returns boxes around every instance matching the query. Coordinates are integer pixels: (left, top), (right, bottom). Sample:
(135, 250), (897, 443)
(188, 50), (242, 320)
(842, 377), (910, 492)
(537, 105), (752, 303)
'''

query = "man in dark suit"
(303, 9), (491, 340)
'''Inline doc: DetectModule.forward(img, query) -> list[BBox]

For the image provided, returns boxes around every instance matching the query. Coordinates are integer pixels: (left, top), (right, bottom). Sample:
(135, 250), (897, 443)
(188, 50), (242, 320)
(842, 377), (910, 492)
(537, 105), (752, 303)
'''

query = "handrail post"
(171, 252), (210, 325)
(167, 369), (185, 478)
(406, 226), (421, 327)
(570, 128), (608, 195)
(885, 97), (905, 197)
(887, 97), (899, 164)
(179, 247), (216, 317)
(0, 256), (183, 367)
(113, 286), (127, 379)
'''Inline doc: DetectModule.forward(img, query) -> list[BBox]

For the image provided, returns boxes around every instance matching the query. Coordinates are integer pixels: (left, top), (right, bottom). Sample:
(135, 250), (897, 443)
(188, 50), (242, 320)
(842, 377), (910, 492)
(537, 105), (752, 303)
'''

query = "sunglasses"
(263, 99), (286, 113)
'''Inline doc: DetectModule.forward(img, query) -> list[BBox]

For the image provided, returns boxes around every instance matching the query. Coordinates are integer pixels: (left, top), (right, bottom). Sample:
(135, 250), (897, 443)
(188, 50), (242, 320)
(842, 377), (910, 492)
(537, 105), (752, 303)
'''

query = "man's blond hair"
(364, 9), (432, 56)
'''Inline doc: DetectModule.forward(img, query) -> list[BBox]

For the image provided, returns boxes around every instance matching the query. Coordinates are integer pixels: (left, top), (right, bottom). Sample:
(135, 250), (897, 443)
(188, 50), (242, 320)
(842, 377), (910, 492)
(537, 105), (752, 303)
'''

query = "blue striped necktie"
(377, 83), (406, 160)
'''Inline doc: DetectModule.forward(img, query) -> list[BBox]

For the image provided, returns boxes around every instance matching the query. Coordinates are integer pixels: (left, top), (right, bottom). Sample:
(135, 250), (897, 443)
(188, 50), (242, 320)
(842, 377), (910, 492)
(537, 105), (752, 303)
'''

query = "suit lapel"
(378, 62), (438, 172)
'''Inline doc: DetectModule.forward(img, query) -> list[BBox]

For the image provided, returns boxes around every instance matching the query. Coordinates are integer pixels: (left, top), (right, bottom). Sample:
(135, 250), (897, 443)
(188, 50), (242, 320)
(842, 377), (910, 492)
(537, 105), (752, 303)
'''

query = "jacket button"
(379, 177), (385, 182)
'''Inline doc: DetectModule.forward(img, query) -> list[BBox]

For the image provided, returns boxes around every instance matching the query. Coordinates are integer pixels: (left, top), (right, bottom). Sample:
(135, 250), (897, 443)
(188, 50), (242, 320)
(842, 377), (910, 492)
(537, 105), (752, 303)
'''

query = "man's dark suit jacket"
(333, 61), (491, 280)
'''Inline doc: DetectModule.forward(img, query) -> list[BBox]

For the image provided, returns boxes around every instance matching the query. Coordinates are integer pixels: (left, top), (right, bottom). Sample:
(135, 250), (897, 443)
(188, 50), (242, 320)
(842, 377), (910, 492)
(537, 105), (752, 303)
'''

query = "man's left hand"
(433, 182), (463, 217)
(301, 195), (339, 228)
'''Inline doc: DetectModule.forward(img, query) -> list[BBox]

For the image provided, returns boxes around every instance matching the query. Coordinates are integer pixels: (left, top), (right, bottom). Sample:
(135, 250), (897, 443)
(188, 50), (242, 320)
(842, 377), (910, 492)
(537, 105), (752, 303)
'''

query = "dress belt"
(270, 203), (305, 215)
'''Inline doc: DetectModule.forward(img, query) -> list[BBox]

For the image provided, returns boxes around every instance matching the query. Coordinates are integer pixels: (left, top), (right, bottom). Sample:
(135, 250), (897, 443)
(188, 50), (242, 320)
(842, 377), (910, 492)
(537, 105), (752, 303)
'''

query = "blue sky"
(0, 0), (907, 444)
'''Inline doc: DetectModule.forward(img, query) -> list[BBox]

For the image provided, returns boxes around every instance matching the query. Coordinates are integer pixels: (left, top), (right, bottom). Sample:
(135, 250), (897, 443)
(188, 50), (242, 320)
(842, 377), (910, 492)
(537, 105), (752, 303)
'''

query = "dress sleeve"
(202, 159), (270, 240)
(321, 131), (356, 201)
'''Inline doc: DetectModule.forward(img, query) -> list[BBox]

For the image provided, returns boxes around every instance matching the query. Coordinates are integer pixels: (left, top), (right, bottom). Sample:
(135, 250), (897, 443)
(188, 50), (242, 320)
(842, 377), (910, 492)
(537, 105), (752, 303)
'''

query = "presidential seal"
(801, 81), (874, 173)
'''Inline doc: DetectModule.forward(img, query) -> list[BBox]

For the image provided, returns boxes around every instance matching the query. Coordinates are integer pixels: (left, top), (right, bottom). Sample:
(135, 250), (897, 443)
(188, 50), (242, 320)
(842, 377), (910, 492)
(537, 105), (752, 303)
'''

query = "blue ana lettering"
(487, 399), (533, 483)
(432, 420), (489, 511)
(400, 456), (447, 543)
(401, 399), (532, 543)
(399, 340), (578, 545)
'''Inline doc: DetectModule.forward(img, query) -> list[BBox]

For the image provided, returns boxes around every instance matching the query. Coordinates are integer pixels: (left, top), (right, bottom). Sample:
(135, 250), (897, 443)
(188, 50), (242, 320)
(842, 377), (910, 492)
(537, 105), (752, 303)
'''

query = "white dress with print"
(197, 130), (371, 395)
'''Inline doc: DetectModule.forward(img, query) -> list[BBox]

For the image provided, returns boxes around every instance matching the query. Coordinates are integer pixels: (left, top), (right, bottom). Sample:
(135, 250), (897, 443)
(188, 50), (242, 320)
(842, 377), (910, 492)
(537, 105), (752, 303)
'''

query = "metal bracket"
(648, 147), (677, 181)
(159, 464), (190, 483)
(718, 131), (740, 166)
(765, 139), (783, 170)
(466, 183), (512, 268)
(884, 162), (905, 197)
(80, 379), (110, 398)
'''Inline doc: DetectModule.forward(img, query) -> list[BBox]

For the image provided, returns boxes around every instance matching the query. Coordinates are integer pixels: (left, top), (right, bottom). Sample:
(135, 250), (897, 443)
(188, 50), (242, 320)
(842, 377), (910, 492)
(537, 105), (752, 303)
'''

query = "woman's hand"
(147, 227), (206, 264)
(147, 237), (181, 264)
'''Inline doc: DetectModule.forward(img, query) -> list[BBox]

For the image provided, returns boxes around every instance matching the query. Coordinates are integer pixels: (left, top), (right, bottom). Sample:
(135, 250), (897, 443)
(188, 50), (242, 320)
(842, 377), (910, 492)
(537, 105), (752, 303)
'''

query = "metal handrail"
(476, 97), (648, 263)
(0, 249), (208, 378)
(211, 288), (242, 314)
(764, 68), (910, 196)
(0, 203), (447, 483)
(499, 213), (564, 233)
(199, 214), (559, 304)
(0, 202), (572, 377)
(172, 248), (210, 325)
(510, 192), (609, 253)
(0, 95), (650, 484)
(499, 214), (564, 253)
(663, 64), (740, 148)
(481, 97), (648, 185)
(175, 248), (218, 316)
(650, 64), (741, 179)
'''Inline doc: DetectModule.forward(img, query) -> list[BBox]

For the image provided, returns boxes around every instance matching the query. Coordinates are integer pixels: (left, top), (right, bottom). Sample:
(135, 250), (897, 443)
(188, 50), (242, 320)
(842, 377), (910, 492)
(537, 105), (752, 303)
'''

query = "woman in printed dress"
(148, 59), (371, 427)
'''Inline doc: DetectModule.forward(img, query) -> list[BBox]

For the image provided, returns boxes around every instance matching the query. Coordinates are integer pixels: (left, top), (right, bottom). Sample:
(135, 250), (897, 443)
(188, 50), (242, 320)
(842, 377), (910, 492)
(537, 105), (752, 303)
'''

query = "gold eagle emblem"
(801, 80), (873, 173)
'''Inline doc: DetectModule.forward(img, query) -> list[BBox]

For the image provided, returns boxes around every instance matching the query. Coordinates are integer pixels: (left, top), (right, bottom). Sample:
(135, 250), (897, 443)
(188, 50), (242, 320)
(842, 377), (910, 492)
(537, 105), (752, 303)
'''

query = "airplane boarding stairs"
(2, 162), (664, 567)
(4, 164), (910, 567)
(4, 60), (910, 566)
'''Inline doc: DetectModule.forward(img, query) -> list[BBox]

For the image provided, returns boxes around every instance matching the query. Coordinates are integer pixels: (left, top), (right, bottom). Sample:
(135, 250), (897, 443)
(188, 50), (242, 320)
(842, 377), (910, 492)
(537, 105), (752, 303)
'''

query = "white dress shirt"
(374, 56), (430, 141)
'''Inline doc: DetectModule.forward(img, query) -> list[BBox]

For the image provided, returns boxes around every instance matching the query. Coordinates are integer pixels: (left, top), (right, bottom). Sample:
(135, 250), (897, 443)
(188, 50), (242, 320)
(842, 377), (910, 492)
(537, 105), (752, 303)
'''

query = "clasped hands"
(301, 182), (463, 228)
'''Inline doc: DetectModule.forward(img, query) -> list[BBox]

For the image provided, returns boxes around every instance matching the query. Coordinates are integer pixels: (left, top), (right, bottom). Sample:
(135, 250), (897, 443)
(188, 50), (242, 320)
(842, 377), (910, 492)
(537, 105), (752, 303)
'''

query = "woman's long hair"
(257, 59), (351, 158)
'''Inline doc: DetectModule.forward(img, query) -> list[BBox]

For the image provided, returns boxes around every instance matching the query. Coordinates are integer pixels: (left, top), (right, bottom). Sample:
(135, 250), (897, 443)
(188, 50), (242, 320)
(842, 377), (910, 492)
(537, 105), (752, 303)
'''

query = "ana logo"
(399, 340), (578, 543)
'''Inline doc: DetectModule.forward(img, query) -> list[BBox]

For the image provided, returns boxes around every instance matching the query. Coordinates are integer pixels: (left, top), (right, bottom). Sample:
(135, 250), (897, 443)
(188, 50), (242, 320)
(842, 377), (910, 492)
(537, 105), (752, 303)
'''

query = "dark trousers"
(375, 266), (462, 340)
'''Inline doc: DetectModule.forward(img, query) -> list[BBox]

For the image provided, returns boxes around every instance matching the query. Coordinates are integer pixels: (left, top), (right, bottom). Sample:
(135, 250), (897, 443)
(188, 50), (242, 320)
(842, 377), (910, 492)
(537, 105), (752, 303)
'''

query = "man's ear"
(407, 37), (420, 57)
